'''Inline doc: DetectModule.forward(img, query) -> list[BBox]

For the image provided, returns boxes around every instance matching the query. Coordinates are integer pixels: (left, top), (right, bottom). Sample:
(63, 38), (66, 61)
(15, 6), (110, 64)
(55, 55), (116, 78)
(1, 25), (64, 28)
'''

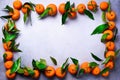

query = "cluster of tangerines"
(1, 0), (119, 79)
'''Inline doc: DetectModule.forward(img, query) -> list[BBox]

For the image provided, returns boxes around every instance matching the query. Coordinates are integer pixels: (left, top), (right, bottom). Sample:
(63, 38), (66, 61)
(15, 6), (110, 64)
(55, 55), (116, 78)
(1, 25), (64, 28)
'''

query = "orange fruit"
(9, 9), (20, 20)
(68, 64), (77, 75)
(13, 0), (22, 10)
(4, 61), (13, 69)
(108, 21), (116, 30)
(33, 70), (40, 78)
(105, 61), (114, 70)
(58, 3), (66, 14)
(105, 51), (115, 58)
(3, 41), (12, 51)
(92, 66), (101, 75)
(4, 51), (13, 61)
(6, 69), (16, 79)
(44, 66), (55, 78)
(106, 41), (115, 51)
(24, 69), (29, 76)
(106, 11), (116, 21)
(102, 71), (109, 77)
(87, 0), (97, 11)
(100, 1), (109, 11)
(55, 67), (66, 78)
(68, 8), (77, 19)
(77, 4), (86, 14)
(35, 4), (45, 14)
(103, 30), (113, 40)
(80, 62), (91, 73)
(47, 4), (57, 16)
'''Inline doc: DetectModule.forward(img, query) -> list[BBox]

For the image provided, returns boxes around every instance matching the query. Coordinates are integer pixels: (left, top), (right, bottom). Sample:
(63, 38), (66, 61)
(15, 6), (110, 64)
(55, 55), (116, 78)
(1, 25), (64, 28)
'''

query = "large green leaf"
(4, 5), (13, 12)
(91, 53), (103, 61)
(10, 57), (21, 74)
(84, 9), (94, 20)
(24, 13), (28, 23)
(91, 24), (108, 35)
(61, 58), (69, 73)
(36, 59), (47, 70)
(65, 1), (70, 11)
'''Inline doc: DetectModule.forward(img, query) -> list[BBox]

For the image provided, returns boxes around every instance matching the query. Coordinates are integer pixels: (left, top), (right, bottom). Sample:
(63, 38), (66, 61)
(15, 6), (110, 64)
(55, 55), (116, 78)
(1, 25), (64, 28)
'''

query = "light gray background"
(0, 0), (120, 80)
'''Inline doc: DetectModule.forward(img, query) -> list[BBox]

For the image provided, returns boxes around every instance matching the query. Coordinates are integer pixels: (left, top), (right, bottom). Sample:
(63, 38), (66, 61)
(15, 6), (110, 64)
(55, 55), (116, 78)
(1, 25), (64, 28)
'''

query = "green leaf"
(112, 28), (118, 41)
(32, 59), (37, 68)
(78, 69), (84, 76)
(3, 53), (7, 62)
(4, 5), (13, 12)
(65, 1), (70, 11)
(8, 19), (15, 31)
(100, 67), (109, 74)
(17, 68), (24, 74)
(11, 43), (22, 52)
(91, 24), (108, 35)
(39, 8), (50, 18)
(24, 13), (28, 23)
(50, 56), (57, 65)
(10, 57), (21, 74)
(61, 58), (69, 73)
(29, 2), (35, 11)
(71, 3), (75, 8)
(115, 49), (120, 56)
(70, 57), (78, 65)
(62, 12), (68, 24)
(84, 9), (94, 20)
(107, 0), (111, 12)
(0, 15), (12, 19)
(36, 59), (47, 70)
(102, 56), (110, 64)
(102, 12), (106, 22)
(25, 67), (34, 76)
(89, 62), (99, 68)
(91, 53), (103, 61)
(101, 33), (109, 42)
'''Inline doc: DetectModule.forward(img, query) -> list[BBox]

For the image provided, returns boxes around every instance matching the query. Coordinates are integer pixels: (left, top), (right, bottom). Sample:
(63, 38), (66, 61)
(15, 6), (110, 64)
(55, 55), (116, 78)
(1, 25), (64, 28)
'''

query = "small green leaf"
(25, 67), (34, 76)
(17, 68), (24, 74)
(61, 58), (69, 73)
(112, 28), (118, 41)
(8, 19), (15, 31)
(84, 9), (94, 20)
(102, 12), (106, 22)
(101, 33), (109, 42)
(4, 5), (13, 12)
(65, 1), (70, 11)
(78, 69), (84, 76)
(24, 13), (28, 23)
(10, 57), (21, 74)
(11, 43), (22, 52)
(62, 12), (68, 24)
(91, 24), (108, 35)
(39, 8), (50, 18)
(115, 49), (120, 56)
(89, 62), (99, 68)
(50, 56), (57, 65)
(0, 15), (12, 19)
(102, 56), (110, 64)
(91, 53), (103, 61)
(29, 2), (35, 11)
(100, 67), (109, 74)
(3, 53), (7, 62)
(107, 0), (111, 12)
(71, 3), (75, 8)
(70, 57), (78, 65)
(32, 59), (37, 68)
